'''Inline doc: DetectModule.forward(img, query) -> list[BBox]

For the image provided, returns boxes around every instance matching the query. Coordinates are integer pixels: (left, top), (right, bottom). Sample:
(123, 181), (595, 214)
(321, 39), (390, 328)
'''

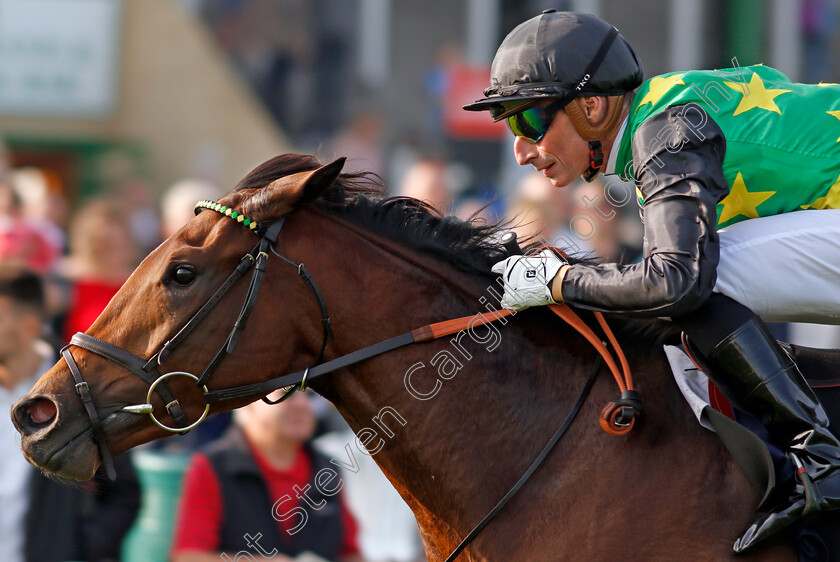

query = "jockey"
(466, 10), (840, 553)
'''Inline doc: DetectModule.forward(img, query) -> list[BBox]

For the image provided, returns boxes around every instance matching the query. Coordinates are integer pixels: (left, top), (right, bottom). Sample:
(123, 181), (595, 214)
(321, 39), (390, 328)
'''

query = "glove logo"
(525, 269), (537, 279)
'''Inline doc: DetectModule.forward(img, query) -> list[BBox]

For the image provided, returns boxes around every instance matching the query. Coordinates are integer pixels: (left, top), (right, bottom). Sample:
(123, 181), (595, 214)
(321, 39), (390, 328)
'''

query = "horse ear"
(297, 157), (347, 204)
(264, 157), (346, 212)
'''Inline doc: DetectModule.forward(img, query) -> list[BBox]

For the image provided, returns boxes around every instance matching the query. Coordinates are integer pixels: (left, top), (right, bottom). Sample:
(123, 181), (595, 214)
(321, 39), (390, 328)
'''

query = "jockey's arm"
(553, 105), (730, 317)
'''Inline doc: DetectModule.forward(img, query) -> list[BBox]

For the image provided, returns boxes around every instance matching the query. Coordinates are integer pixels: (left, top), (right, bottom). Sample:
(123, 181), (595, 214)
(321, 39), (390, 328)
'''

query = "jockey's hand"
(491, 249), (567, 311)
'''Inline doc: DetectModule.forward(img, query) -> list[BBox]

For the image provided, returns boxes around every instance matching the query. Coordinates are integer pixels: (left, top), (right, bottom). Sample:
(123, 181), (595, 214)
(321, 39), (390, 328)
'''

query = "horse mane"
(234, 152), (563, 276)
(234, 153), (679, 351)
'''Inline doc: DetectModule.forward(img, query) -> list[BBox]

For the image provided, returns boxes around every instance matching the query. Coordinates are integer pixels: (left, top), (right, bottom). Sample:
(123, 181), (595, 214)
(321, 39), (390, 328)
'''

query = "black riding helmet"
(463, 10), (643, 119)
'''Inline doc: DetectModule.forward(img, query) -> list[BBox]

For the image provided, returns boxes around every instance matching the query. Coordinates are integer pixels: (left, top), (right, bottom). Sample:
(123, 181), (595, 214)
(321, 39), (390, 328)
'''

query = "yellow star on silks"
(801, 174), (840, 210)
(717, 172), (776, 224)
(724, 72), (791, 116)
(827, 110), (840, 141)
(636, 74), (686, 110)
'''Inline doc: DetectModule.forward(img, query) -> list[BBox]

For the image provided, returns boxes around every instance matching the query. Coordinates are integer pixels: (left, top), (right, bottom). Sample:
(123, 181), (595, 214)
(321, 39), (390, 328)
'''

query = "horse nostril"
(28, 398), (57, 425)
(14, 396), (58, 434)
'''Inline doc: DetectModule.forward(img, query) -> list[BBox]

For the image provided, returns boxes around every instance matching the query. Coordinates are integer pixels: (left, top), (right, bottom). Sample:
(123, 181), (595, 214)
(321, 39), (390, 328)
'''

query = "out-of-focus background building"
(1, 0), (838, 560)
(3, 0), (836, 203)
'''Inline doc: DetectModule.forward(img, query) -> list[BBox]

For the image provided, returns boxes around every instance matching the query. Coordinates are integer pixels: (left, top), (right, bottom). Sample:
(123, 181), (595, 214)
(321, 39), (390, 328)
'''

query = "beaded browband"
(195, 200), (263, 236)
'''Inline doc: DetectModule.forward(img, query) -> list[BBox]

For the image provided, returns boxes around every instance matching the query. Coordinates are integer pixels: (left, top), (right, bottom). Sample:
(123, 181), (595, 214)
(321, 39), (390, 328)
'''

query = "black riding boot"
(702, 317), (840, 553)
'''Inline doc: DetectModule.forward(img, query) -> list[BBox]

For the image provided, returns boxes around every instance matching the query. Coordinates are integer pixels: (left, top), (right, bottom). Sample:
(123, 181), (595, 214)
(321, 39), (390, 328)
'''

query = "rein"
(61, 198), (638, 559)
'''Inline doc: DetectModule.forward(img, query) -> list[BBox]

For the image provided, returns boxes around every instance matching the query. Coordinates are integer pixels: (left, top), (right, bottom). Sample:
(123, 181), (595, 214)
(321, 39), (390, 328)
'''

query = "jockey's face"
(512, 108), (589, 188)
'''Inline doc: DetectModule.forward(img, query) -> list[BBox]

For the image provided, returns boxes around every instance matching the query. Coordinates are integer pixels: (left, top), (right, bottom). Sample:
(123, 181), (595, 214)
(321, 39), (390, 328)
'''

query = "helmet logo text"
(575, 74), (591, 91)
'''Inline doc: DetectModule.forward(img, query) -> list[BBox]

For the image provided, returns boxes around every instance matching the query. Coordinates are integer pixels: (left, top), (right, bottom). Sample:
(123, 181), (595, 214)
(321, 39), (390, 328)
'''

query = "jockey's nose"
(513, 136), (539, 166)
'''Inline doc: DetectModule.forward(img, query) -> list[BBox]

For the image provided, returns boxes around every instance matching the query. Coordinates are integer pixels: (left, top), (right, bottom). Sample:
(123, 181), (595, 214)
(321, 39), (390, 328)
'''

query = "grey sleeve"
(560, 103), (729, 317)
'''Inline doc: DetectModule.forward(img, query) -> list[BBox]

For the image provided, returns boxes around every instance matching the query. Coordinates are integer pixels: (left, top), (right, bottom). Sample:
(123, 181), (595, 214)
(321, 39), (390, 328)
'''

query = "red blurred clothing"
(0, 215), (60, 274)
(172, 434), (360, 557)
(63, 279), (126, 343)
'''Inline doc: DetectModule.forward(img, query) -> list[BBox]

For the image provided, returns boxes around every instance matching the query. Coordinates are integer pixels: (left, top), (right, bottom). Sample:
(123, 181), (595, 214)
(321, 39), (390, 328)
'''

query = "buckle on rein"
(600, 389), (643, 433)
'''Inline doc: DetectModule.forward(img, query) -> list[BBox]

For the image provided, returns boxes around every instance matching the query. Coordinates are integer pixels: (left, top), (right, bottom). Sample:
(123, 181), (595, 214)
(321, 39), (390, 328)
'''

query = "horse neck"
(274, 208), (762, 559)
(277, 209), (613, 533)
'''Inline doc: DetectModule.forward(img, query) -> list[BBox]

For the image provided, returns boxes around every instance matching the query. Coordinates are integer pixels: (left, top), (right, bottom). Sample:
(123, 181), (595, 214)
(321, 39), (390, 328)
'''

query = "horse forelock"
(228, 152), (598, 277)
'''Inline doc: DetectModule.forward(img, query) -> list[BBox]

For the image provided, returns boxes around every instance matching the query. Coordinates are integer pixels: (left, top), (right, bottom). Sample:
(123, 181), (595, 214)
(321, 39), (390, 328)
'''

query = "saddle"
(785, 343), (840, 395)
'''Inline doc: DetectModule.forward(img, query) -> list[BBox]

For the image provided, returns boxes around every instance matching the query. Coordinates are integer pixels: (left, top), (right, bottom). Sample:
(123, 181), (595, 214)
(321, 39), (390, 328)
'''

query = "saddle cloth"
(664, 344), (733, 429)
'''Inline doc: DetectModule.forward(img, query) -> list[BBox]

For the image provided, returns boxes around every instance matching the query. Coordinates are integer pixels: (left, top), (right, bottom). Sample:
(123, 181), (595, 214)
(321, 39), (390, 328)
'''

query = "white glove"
(491, 249), (567, 311)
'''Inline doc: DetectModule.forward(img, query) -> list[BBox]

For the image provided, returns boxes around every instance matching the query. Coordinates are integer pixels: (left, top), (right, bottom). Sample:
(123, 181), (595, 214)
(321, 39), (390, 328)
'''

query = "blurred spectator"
(161, 178), (223, 239)
(567, 179), (622, 261)
(566, 179), (642, 263)
(0, 266), (139, 562)
(506, 171), (572, 245)
(119, 177), (163, 254)
(203, 0), (316, 136)
(9, 167), (67, 257)
(171, 390), (362, 562)
(802, 0), (839, 82)
(315, 425), (425, 562)
(307, 0), (354, 141)
(328, 111), (386, 178)
(424, 43), (466, 140)
(60, 199), (140, 343)
(0, 141), (8, 179)
(387, 130), (430, 190)
(397, 158), (455, 214)
(452, 195), (495, 223)
(0, 181), (60, 275)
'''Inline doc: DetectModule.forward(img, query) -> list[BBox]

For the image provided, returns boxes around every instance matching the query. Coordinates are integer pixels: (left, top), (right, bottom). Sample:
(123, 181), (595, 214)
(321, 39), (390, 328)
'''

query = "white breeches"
(714, 209), (840, 325)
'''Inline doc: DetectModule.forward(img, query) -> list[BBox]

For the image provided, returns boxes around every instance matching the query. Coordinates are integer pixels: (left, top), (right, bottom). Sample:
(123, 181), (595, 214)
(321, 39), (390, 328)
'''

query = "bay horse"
(12, 153), (800, 560)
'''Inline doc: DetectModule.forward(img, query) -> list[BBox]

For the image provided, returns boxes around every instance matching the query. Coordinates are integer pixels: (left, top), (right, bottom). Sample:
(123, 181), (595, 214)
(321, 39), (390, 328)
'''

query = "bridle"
(61, 200), (333, 480)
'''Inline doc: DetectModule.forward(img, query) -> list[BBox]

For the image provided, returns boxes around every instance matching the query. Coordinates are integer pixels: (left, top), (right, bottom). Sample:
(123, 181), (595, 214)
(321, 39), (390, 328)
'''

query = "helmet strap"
(565, 96), (624, 141)
(582, 141), (604, 182)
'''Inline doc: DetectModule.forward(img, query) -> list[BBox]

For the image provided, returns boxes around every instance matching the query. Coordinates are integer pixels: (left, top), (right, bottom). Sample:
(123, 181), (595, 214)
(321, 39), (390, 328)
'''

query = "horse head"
(12, 154), (348, 480)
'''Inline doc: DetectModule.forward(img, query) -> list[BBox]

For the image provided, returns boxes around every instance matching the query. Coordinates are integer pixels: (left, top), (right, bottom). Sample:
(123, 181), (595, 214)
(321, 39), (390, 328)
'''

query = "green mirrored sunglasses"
(491, 99), (566, 143)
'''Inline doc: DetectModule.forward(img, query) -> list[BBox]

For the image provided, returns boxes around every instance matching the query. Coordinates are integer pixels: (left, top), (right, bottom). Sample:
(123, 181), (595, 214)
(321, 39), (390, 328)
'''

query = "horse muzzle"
(12, 390), (103, 480)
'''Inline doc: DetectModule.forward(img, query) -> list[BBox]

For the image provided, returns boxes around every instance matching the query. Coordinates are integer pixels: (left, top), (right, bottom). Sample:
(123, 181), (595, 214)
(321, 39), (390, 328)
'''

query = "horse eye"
(170, 266), (196, 286)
